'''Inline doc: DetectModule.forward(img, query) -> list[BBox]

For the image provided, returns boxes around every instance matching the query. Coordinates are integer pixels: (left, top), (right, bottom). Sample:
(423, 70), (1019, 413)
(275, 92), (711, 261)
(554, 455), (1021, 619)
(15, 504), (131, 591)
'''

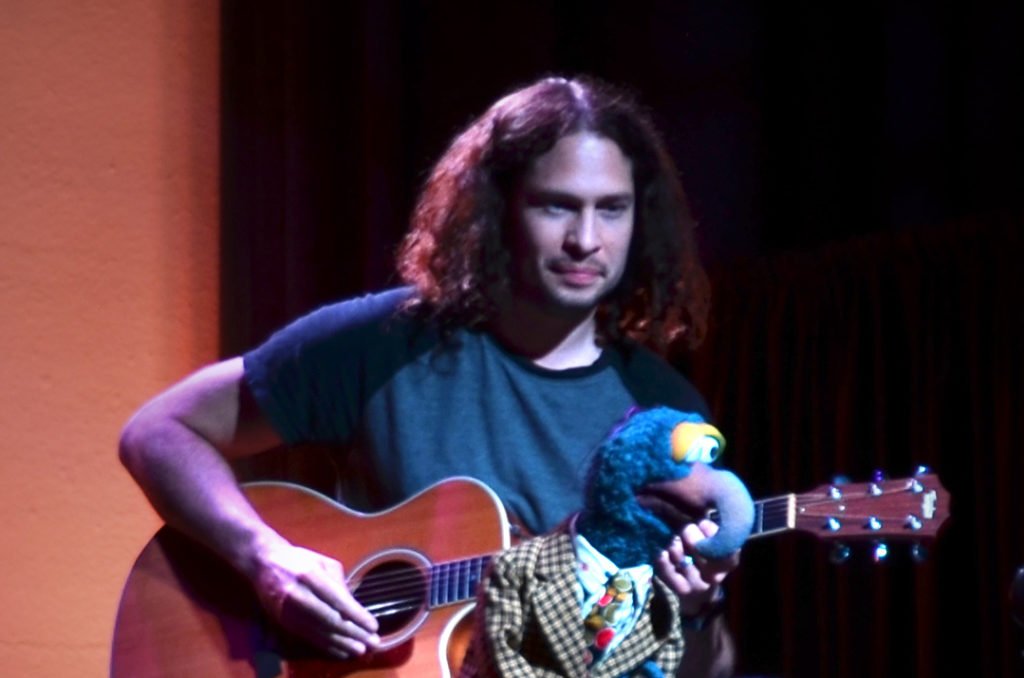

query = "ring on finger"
(677, 555), (695, 570)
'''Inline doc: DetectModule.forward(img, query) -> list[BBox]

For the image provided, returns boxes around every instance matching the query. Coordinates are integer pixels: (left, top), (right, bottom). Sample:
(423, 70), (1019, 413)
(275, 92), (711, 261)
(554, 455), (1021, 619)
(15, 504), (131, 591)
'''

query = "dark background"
(219, 2), (1024, 676)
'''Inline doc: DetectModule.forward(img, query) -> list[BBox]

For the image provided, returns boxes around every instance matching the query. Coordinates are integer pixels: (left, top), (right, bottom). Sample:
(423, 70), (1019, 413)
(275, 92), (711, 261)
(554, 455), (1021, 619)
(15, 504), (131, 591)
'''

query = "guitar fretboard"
(426, 496), (797, 610)
(428, 555), (492, 608)
(425, 497), (796, 611)
(710, 494), (796, 539)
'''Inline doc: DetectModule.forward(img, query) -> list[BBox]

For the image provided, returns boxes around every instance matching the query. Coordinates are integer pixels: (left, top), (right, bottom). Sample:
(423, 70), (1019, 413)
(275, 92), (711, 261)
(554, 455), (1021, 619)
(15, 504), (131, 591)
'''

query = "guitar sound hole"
(352, 560), (427, 637)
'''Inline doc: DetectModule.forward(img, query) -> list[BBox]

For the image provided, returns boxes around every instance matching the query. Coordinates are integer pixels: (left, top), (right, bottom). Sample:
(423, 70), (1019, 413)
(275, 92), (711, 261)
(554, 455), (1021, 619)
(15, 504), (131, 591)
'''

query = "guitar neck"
(427, 555), (492, 608)
(419, 494), (797, 614)
(749, 494), (797, 539)
(709, 472), (949, 543)
(709, 494), (797, 540)
(362, 473), (948, 617)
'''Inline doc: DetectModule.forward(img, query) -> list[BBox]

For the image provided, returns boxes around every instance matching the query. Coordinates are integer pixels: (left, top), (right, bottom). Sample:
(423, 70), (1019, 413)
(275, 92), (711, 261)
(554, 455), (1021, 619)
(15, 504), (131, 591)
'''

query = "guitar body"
(111, 478), (510, 678)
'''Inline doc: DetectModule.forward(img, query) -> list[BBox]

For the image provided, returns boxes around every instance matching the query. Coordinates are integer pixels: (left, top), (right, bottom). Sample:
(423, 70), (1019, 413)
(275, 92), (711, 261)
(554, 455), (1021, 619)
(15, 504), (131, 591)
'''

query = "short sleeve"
(242, 287), (414, 444)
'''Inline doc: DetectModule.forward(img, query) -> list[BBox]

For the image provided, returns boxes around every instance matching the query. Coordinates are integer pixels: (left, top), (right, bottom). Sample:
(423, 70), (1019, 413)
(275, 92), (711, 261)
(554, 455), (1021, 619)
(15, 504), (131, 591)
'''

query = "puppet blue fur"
(576, 406), (754, 567)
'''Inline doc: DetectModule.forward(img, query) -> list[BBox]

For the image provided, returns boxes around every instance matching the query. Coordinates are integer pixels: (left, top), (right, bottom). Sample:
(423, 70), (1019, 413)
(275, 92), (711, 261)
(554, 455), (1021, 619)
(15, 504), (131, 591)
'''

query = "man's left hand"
(655, 519), (740, 617)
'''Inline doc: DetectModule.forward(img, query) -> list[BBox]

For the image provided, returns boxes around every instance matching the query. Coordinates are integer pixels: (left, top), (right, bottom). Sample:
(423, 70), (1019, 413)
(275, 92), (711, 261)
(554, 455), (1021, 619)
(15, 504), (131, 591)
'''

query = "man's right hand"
(252, 541), (381, 659)
(120, 358), (380, 661)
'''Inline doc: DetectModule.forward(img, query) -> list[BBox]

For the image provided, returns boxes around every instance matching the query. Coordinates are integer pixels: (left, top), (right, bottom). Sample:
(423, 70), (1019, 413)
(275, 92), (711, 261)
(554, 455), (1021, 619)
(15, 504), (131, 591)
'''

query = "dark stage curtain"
(686, 214), (1024, 677)
(217, 2), (1024, 675)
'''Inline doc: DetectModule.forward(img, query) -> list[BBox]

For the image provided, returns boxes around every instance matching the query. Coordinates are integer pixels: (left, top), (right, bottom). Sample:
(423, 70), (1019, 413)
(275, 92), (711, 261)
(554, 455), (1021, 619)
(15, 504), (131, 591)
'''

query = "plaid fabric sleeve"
(459, 542), (538, 678)
(460, 540), (573, 678)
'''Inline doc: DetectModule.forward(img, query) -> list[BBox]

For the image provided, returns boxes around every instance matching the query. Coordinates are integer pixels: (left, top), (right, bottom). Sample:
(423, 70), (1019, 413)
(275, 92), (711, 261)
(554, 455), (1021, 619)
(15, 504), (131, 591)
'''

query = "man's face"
(509, 132), (635, 316)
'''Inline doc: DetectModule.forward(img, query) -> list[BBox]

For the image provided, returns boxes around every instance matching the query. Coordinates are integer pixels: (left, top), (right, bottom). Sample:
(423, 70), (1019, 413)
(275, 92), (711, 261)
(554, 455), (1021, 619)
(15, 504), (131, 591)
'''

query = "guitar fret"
(447, 561), (457, 604)
(474, 560), (482, 599)
(441, 562), (452, 604)
(461, 559), (472, 601)
(429, 564), (439, 607)
(470, 556), (490, 599)
(450, 561), (458, 603)
(434, 562), (450, 607)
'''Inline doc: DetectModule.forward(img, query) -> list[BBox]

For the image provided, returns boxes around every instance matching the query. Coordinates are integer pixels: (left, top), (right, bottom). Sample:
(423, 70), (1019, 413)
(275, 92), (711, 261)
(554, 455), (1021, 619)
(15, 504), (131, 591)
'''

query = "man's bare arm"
(118, 357), (380, 658)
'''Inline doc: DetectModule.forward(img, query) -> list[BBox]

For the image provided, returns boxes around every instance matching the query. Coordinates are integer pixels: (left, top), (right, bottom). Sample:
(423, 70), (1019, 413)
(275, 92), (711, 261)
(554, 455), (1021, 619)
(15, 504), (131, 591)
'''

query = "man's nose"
(564, 209), (600, 256)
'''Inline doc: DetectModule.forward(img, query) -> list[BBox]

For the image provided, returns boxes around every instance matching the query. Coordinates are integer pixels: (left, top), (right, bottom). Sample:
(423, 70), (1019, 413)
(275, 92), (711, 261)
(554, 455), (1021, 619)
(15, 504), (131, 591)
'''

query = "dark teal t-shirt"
(243, 288), (710, 534)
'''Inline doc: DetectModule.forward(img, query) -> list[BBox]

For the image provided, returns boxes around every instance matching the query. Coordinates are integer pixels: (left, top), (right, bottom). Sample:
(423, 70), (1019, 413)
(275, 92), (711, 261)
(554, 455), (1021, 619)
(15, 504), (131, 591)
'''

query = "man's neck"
(489, 298), (603, 370)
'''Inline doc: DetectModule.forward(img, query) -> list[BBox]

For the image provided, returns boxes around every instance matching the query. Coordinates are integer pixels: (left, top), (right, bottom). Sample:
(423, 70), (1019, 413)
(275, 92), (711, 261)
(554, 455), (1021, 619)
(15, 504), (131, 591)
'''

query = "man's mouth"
(550, 262), (604, 286)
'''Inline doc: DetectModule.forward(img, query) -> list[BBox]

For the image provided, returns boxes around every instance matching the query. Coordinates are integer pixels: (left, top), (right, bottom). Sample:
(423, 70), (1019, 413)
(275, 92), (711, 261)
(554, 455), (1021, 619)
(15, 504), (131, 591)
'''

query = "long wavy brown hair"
(397, 75), (710, 351)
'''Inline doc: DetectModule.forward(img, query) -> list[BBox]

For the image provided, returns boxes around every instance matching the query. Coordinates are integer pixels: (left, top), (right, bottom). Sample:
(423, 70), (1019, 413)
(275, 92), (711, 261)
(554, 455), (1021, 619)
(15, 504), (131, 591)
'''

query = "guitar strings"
(348, 498), (797, 601)
(349, 557), (493, 610)
(352, 567), (482, 601)
(708, 496), (792, 532)
(350, 493), (876, 615)
(349, 556), (491, 595)
(350, 499), (799, 609)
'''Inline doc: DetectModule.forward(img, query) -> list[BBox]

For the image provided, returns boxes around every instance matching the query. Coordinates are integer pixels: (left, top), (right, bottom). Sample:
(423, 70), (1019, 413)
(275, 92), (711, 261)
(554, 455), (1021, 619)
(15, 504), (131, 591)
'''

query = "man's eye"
(541, 203), (570, 215)
(600, 203), (629, 217)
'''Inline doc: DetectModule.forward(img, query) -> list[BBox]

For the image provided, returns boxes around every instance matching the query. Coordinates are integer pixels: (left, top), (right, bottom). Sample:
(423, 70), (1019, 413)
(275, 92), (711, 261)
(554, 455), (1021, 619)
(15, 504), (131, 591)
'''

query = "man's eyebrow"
(524, 189), (635, 202)
(597, 192), (635, 203)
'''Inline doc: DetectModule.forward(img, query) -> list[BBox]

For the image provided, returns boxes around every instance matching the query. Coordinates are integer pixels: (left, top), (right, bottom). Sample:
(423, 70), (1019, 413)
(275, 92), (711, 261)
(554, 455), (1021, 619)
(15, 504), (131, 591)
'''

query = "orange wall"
(0, 2), (219, 675)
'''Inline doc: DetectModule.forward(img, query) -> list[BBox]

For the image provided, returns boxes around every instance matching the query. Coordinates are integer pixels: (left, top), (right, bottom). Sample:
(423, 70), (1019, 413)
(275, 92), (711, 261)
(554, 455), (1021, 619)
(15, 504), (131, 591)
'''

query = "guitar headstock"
(792, 471), (950, 542)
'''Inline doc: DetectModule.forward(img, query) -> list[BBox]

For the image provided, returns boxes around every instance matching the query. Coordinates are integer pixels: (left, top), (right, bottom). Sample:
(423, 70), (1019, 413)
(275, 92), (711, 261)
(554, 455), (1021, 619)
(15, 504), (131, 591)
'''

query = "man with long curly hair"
(120, 76), (738, 676)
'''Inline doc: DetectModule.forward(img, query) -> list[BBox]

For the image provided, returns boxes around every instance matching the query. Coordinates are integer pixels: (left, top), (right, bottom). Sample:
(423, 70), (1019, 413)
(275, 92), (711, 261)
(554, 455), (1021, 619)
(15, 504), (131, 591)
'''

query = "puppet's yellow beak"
(670, 422), (726, 464)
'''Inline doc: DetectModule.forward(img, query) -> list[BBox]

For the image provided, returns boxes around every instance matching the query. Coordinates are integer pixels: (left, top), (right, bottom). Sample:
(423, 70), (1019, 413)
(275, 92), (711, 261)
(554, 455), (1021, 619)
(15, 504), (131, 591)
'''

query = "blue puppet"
(460, 407), (755, 678)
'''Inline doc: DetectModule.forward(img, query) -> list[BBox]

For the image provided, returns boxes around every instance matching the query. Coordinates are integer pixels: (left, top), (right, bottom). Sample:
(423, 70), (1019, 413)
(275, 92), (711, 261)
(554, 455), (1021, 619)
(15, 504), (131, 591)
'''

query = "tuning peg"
(872, 541), (889, 563)
(914, 465), (931, 476)
(830, 543), (851, 564)
(911, 542), (928, 563)
(831, 474), (851, 486)
(872, 469), (887, 483)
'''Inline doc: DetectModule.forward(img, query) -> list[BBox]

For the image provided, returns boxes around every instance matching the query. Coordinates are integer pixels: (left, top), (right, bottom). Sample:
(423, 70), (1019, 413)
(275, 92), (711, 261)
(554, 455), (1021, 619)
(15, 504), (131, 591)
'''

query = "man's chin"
(511, 279), (613, 318)
(543, 293), (605, 317)
(544, 281), (613, 310)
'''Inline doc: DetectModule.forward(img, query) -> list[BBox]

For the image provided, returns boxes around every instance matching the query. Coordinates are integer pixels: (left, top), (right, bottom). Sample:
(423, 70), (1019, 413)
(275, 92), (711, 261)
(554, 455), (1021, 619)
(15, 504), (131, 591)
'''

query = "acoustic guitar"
(111, 472), (949, 677)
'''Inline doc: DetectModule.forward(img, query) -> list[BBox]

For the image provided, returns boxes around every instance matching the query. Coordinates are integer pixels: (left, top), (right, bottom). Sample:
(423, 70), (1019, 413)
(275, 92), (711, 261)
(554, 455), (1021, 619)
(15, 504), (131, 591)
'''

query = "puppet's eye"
(670, 422), (726, 464)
